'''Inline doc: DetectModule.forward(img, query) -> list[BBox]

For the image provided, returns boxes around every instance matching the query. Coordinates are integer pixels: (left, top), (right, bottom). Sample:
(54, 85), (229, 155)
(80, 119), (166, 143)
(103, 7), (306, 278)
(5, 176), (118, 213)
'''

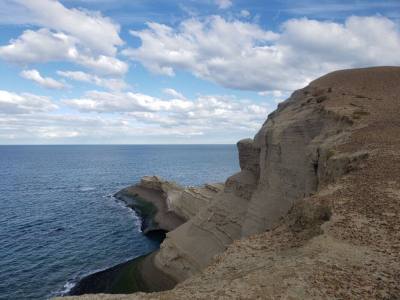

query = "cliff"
(60, 67), (400, 299)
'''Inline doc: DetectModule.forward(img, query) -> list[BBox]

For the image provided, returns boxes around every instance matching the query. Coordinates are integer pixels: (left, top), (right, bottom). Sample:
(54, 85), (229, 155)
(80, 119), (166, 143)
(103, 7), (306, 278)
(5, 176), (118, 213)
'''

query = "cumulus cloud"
(0, 90), (57, 114)
(15, 0), (123, 56)
(123, 15), (400, 91)
(77, 55), (128, 76)
(0, 90), (269, 143)
(62, 89), (270, 133)
(0, 113), (122, 141)
(57, 70), (127, 91)
(0, 28), (74, 64)
(123, 16), (278, 79)
(215, 0), (233, 9)
(0, 85), (271, 143)
(64, 91), (194, 113)
(0, 113), (209, 142)
(0, 1), (127, 76)
(20, 69), (65, 89)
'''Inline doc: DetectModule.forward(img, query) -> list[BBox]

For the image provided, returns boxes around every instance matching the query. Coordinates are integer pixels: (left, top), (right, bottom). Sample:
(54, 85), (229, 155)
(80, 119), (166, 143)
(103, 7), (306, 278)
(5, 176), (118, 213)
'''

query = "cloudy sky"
(0, 0), (399, 144)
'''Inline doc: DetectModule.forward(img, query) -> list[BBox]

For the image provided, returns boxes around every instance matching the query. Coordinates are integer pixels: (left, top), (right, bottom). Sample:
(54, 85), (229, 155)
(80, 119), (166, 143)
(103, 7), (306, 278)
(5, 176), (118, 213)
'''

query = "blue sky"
(0, 0), (399, 144)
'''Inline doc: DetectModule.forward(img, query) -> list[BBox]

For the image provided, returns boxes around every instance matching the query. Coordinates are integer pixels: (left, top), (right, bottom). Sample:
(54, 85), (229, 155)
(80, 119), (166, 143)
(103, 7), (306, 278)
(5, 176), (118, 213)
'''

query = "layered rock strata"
(152, 68), (361, 282)
(115, 176), (224, 233)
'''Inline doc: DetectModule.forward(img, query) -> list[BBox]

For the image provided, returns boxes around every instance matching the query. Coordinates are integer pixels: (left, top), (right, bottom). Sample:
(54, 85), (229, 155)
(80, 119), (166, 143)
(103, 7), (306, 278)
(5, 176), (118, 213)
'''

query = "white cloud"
(258, 90), (284, 97)
(162, 88), (186, 99)
(0, 113), (119, 141)
(20, 69), (65, 89)
(215, 0), (232, 9)
(63, 89), (270, 132)
(123, 16), (278, 82)
(0, 113), (208, 142)
(0, 28), (75, 64)
(0, 90), (57, 114)
(77, 54), (128, 76)
(15, 0), (123, 56)
(0, 28), (128, 75)
(281, 16), (400, 67)
(240, 10), (250, 17)
(0, 86), (271, 143)
(258, 90), (290, 104)
(57, 70), (127, 91)
(0, 1), (127, 76)
(123, 15), (400, 91)
(63, 90), (195, 113)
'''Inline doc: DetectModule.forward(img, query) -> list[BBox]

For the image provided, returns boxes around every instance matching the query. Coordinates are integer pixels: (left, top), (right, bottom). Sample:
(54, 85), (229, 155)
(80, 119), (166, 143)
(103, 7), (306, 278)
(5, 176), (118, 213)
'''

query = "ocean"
(0, 145), (238, 300)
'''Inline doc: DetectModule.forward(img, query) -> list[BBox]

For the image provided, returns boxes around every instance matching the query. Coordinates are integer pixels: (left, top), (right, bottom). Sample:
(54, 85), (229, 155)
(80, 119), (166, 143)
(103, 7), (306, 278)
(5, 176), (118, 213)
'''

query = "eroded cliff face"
(241, 85), (355, 236)
(152, 68), (371, 282)
(61, 67), (400, 299)
(115, 176), (224, 233)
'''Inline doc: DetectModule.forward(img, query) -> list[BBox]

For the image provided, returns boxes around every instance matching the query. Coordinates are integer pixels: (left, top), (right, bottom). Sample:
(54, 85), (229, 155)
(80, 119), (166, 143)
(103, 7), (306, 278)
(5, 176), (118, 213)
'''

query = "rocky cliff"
(61, 67), (400, 299)
(115, 176), (224, 233)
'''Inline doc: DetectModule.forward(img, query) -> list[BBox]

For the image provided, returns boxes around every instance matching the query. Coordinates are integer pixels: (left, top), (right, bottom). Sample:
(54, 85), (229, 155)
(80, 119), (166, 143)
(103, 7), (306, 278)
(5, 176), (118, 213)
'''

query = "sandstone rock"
(154, 191), (249, 281)
(149, 67), (400, 285)
(172, 183), (224, 220)
(140, 175), (182, 193)
(115, 176), (223, 233)
(152, 70), (361, 281)
(224, 170), (257, 200)
(237, 138), (260, 177)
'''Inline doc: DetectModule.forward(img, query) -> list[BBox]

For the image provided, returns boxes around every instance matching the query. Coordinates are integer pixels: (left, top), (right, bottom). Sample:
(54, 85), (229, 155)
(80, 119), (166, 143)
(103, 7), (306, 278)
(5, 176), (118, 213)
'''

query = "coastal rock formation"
(237, 138), (260, 177)
(115, 176), (224, 233)
(174, 183), (224, 220)
(61, 67), (400, 299)
(151, 68), (362, 282)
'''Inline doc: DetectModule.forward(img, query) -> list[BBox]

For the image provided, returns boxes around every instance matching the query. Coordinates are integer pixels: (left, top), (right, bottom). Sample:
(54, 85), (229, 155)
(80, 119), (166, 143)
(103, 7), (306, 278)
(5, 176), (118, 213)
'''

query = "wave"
(59, 280), (76, 296)
(79, 186), (96, 192)
(54, 264), (111, 297)
(50, 278), (77, 298)
(112, 196), (143, 230)
(55, 255), (143, 297)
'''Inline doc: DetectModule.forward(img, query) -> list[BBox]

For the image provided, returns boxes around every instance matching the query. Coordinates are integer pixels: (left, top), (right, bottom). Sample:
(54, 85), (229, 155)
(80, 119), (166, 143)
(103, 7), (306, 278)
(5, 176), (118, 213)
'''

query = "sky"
(0, 0), (399, 144)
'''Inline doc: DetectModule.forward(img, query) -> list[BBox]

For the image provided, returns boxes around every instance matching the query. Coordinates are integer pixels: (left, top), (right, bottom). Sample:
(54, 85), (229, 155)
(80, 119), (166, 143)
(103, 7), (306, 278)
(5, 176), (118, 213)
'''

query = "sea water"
(0, 145), (238, 300)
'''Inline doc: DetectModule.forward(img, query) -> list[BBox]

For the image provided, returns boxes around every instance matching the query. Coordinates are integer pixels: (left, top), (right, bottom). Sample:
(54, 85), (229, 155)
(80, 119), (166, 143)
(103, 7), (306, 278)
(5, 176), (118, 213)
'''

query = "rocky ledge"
(115, 176), (224, 234)
(60, 67), (400, 299)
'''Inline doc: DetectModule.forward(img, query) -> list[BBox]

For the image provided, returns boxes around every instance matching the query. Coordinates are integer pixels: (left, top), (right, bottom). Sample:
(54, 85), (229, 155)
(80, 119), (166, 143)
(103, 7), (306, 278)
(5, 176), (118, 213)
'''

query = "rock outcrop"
(60, 67), (400, 299)
(115, 176), (224, 233)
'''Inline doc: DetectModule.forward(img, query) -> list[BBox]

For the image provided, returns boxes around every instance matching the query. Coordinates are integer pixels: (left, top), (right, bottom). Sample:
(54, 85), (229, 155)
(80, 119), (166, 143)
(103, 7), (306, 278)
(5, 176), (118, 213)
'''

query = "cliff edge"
(61, 67), (400, 299)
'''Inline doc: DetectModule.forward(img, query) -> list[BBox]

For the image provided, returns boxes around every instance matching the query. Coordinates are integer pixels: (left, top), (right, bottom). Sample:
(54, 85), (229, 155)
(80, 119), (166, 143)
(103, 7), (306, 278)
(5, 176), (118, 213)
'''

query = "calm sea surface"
(0, 145), (238, 300)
